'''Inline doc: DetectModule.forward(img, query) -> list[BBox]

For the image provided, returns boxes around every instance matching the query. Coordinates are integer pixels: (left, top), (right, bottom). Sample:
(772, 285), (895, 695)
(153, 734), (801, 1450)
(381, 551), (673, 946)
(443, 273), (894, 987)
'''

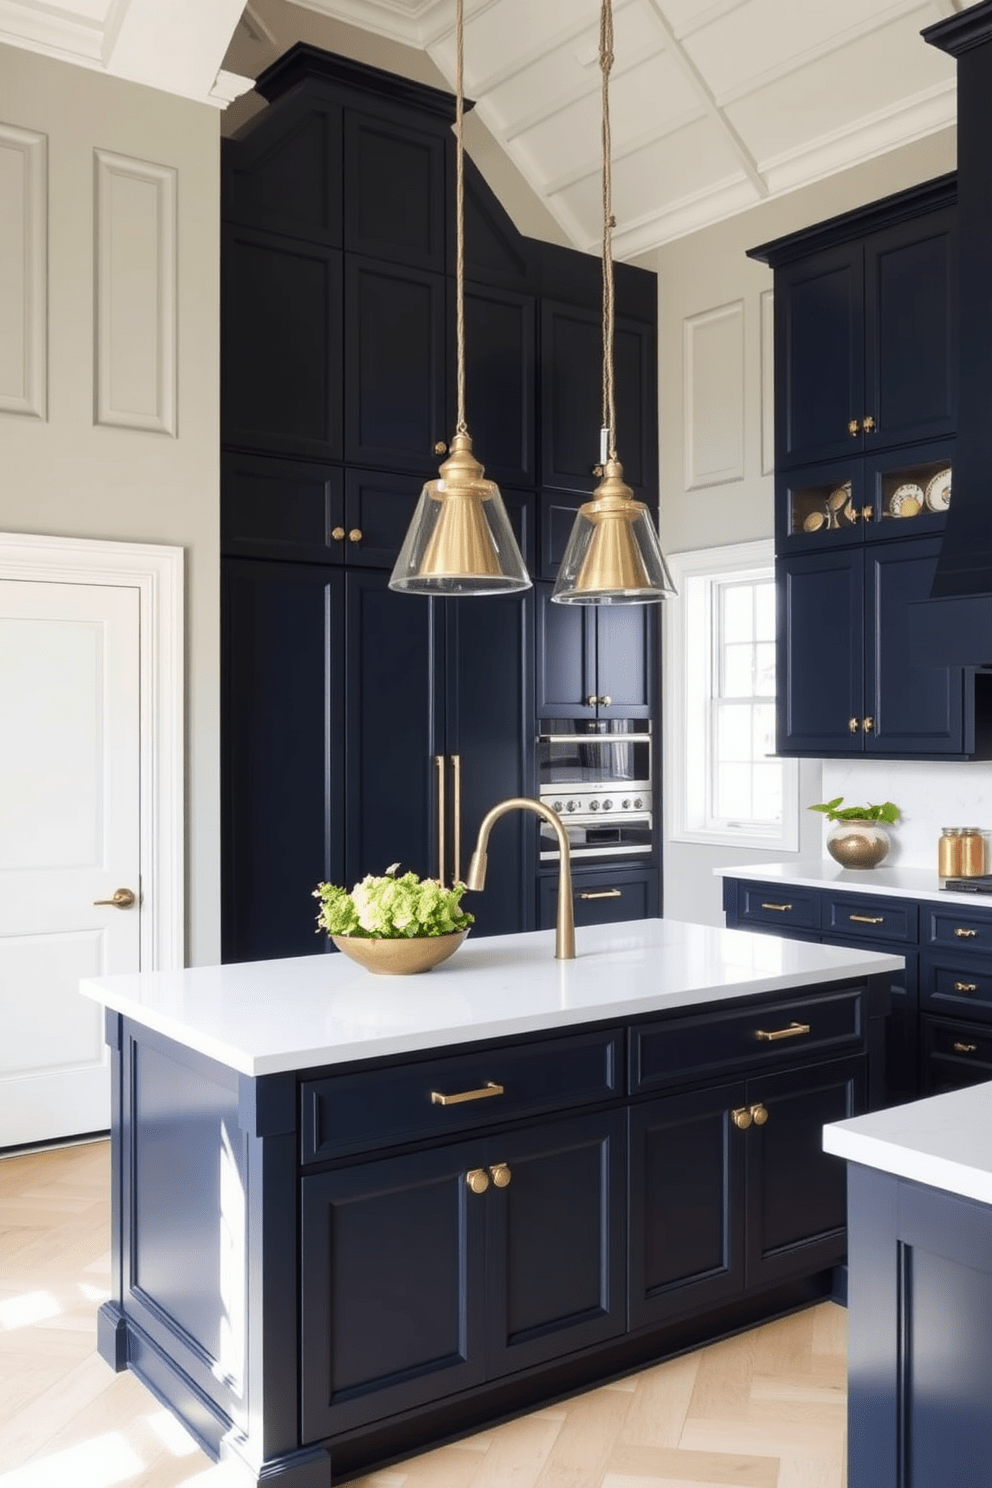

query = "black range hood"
(919, 3), (992, 667)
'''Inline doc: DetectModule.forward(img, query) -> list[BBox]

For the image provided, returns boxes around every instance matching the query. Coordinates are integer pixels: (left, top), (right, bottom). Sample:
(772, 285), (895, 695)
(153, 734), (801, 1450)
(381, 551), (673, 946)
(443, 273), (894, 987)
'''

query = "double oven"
(537, 718), (654, 862)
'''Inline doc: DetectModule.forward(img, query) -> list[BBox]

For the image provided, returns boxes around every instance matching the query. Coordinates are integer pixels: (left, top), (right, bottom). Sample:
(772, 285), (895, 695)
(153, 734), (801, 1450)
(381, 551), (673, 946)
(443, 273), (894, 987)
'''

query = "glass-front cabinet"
(776, 439), (953, 552)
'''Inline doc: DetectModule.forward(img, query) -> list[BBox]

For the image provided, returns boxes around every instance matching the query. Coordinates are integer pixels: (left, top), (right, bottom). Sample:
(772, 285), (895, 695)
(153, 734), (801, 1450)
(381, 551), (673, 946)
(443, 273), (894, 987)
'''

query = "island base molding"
(97, 1276), (835, 1486)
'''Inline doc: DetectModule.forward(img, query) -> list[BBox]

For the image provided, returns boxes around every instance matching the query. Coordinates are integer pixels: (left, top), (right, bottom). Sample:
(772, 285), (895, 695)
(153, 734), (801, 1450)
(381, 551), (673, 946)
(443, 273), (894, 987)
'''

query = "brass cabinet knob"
(489, 1163), (512, 1188)
(863, 415), (876, 433)
(848, 418), (860, 437)
(348, 528), (363, 543)
(466, 1168), (490, 1194)
(849, 717), (861, 734)
(434, 441), (447, 455)
(331, 527), (346, 542)
(600, 695), (612, 708)
(863, 716), (874, 733)
(586, 695), (599, 708)
(731, 1107), (752, 1130)
(749, 1103), (769, 1126)
(93, 887), (137, 909)
(860, 506), (874, 522)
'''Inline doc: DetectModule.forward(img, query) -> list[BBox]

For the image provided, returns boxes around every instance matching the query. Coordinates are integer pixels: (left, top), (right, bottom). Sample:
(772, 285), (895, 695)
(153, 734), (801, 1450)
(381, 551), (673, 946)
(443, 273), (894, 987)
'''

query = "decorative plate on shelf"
(925, 468), (952, 511)
(802, 511), (825, 532)
(889, 483), (924, 517)
(827, 483), (851, 512)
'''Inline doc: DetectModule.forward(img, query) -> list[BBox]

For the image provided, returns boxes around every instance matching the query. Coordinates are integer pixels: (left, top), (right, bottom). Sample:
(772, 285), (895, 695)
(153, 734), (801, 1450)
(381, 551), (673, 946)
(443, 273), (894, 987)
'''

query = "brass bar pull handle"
(761, 902), (792, 913)
(954, 982), (978, 993)
(579, 889), (622, 901)
(93, 888), (136, 909)
(451, 754), (462, 884)
(330, 526), (346, 541)
(749, 1103), (769, 1126)
(432, 1081), (504, 1107)
(466, 1168), (490, 1194)
(435, 754), (446, 888)
(955, 927), (979, 938)
(489, 1163), (511, 1188)
(953, 1042), (978, 1055)
(850, 914), (884, 925)
(731, 1106), (752, 1130)
(755, 1022), (811, 1042)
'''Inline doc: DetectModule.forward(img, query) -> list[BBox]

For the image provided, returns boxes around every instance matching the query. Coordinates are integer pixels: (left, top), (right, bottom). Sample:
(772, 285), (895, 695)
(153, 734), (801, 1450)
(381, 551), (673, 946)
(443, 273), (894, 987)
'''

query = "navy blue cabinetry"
(536, 578), (656, 720)
(539, 866), (660, 930)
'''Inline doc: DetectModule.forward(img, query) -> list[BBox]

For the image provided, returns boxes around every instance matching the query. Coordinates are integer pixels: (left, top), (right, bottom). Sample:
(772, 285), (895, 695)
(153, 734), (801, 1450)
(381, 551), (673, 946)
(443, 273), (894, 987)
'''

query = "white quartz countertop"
(79, 918), (902, 1077)
(714, 859), (991, 908)
(824, 1082), (992, 1205)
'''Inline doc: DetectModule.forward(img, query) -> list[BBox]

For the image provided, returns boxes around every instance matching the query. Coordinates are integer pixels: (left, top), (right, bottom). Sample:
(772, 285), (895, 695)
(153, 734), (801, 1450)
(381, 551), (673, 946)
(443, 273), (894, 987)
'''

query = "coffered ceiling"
(0, 0), (967, 252)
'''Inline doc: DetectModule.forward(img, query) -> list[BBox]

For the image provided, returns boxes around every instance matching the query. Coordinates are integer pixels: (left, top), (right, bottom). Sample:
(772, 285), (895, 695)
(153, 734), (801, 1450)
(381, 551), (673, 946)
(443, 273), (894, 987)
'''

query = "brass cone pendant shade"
(552, 0), (675, 607)
(390, 433), (530, 595)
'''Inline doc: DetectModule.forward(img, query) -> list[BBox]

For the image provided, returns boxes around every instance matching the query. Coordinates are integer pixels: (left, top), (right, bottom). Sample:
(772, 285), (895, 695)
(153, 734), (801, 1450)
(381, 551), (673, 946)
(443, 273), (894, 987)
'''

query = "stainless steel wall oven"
(537, 719), (653, 861)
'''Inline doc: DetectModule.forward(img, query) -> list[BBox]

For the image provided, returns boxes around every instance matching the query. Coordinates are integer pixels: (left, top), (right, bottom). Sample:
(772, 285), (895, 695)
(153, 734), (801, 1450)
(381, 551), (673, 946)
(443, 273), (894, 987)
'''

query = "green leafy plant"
(808, 796), (900, 824)
(313, 863), (474, 940)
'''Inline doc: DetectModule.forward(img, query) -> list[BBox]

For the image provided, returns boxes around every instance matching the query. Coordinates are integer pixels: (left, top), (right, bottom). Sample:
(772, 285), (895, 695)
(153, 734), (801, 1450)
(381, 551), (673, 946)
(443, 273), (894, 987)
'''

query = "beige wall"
(639, 128), (958, 925)
(0, 44), (221, 965)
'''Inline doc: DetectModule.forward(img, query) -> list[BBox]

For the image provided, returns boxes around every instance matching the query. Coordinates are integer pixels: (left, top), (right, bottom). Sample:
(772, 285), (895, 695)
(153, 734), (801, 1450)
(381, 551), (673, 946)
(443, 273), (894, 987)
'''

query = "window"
(666, 540), (799, 851)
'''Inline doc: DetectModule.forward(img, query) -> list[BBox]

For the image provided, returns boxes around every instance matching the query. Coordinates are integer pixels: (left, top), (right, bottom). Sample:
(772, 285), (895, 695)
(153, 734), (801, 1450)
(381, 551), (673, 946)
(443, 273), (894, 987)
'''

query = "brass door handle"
(731, 1106), (752, 1130)
(850, 914), (884, 925)
(749, 1103), (769, 1126)
(435, 754), (446, 889)
(954, 982), (978, 993)
(451, 754), (462, 885)
(755, 1022), (811, 1042)
(466, 1168), (490, 1194)
(579, 889), (622, 900)
(848, 418), (860, 437)
(489, 1163), (511, 1188)
(348, 528), (363, 543)
(953, 1042), (978, 1055)
(330, 526), (346, 541)
(955, 927), (979, 938)
(761, 903), (792, 913)
(431, 1081), (504, 1106)
(93, 887), (136, 909)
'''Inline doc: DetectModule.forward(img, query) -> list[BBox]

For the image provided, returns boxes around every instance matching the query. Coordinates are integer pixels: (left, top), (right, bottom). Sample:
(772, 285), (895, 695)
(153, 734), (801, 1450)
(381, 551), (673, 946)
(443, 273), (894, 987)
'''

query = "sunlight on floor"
(0, 1292), (61, 1330)
(0, 1432), (144, 1488)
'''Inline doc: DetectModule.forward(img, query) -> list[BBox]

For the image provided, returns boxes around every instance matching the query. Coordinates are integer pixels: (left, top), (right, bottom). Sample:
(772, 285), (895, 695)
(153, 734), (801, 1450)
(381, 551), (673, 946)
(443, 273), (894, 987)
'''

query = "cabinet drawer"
(823, 894), (916, 945)
(301, 1028), (623, 1162)
(630, 989), (865, 1093)
(926, 906), (992, 955)
(737, 882), (820, 933)
(922, 1015), (992, 1094)
(921, 952), (992, 1020)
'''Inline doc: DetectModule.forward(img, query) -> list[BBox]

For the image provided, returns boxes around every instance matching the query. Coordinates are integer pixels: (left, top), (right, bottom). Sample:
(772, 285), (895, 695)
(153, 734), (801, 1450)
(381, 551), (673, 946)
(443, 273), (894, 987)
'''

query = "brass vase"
(330, 930), (468, 975)
(826, 820), (891, 870)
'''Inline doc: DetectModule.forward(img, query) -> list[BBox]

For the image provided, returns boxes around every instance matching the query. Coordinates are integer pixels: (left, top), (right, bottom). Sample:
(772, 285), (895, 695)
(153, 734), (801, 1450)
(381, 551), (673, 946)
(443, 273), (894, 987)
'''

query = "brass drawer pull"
(849, 914), (884, 925)
(954, 981), (979, 994)
(489, 1163), (512, 1188)
(760, 902), (792, 913)
(466, 1168), (490, 1194)
(953, 1042), (978, 1055)
(955, 927), (979, 939)
(755, 1022), (811, 1043)
(431, 1081), (504, 1106)
(579, 889), (622, 901)
(731, 1106), (752, 1130)
(750, 1103), (769, 1126)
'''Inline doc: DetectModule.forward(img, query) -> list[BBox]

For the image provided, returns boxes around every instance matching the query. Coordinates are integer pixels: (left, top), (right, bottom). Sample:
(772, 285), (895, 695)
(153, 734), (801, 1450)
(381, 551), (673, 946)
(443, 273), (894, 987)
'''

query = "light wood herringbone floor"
(0, 1140), (848, 1488)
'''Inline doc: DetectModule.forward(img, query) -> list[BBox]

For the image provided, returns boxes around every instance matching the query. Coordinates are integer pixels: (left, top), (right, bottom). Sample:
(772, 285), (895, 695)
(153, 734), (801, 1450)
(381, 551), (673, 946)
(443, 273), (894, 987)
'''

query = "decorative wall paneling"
(0, 122), (47, 419)
(682, 300), (745, 490)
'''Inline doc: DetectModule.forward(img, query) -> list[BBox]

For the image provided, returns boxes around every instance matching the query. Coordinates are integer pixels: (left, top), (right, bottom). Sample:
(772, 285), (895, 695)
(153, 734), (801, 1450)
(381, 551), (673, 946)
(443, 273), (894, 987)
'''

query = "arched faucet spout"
(466, 797), (575, 959)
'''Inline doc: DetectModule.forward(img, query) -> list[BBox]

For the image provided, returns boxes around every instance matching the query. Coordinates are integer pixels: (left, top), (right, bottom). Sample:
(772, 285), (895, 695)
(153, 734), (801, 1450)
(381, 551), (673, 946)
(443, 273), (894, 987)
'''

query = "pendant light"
(389, 0), (531, 597)
(552, 0), (675, 606)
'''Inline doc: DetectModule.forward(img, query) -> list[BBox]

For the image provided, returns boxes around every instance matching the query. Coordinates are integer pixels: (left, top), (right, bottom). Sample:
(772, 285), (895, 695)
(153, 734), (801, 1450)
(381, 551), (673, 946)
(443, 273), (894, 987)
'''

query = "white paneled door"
(0, 578), (141, 1146)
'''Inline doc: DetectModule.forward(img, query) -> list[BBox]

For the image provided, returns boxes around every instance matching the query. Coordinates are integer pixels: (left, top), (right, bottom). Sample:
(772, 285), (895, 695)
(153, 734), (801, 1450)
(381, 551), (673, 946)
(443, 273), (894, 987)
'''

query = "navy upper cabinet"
(343, 107), (449, 272)
(536, 580), (655, 721)
(754, 178), (957, 472)
(460, 282), (537, 488)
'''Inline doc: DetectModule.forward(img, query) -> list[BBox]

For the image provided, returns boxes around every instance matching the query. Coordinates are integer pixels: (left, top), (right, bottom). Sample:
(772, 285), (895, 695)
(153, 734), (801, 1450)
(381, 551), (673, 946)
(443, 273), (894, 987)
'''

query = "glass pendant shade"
(389, 433), (531, 596)
(552, 460), (675, 605)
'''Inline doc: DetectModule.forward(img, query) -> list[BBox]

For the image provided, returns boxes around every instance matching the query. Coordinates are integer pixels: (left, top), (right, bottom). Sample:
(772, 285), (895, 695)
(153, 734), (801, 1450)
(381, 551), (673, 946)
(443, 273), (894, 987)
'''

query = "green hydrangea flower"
(313, 864), (473, 940)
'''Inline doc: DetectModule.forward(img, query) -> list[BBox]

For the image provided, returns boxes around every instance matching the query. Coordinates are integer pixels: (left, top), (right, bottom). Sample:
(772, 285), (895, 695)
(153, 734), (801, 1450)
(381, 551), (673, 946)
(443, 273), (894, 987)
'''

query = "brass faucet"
(465, 797), (575, 959)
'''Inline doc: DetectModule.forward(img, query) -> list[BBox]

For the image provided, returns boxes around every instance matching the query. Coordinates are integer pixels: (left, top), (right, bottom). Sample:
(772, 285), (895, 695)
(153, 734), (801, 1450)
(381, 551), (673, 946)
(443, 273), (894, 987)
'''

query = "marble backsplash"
(819, 759), (992, 871)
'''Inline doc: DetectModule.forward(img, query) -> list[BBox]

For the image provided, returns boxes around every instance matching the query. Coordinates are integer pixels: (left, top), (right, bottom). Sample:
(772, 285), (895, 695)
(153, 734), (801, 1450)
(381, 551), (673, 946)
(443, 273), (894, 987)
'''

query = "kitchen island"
(825, 1083), (992, 1488)
(82, 919), (902, 1487)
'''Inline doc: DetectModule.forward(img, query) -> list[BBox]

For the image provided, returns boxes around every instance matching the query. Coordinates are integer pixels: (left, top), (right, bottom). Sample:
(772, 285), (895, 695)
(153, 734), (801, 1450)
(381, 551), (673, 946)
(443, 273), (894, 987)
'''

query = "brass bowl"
(330, 930), (468, 975)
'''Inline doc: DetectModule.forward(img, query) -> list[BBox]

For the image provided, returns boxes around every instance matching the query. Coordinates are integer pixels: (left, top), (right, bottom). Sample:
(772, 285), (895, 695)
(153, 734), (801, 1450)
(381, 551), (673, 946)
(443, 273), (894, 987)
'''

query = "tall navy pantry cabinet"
(220, 45), (661, 962)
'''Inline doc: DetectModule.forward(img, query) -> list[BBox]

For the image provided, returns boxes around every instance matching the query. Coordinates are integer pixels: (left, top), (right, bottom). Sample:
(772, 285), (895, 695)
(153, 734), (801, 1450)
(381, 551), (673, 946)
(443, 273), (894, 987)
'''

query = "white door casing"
(0, 534), (183, 1147)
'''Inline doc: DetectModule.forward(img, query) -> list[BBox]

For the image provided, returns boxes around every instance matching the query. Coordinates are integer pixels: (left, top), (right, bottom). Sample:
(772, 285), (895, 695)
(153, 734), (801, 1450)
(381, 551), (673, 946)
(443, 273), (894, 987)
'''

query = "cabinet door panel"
(344, 258), (446, 472)
(462, 284), (536, 487)
(344, 109), (448, 272)
(866, 210), (957, 450)
(868, 537), (964, 754)
(343, 469), (425, 570)
(344, 572), (441, 887)
(536, 585), (595, 718)
(485, 1111), (626, 1376)
(745, 1056), (864, 1289)
(777, 551), (863, 754)
(595, 604), (655, 718)
(222, 453), (344, 564)
(775, 246), (864, 468)
(540, 867), (659, 930)
(628, 1084), (745, 1328)
(222, 561), (342, 963)
(300, 1142), (486, 1438)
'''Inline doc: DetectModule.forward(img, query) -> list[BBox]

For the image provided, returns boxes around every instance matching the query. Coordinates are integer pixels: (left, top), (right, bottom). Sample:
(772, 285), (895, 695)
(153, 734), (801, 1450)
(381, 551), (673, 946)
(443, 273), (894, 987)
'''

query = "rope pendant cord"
(600, 0), (616, 464)
(455, 0), (468, 437)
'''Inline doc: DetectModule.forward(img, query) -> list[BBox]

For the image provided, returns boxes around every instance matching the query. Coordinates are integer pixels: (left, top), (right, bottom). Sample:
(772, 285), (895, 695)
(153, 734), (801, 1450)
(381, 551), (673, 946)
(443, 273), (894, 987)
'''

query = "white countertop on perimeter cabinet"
(79, 918), (903, 1078)
(714, 859), (991, 908)
(824, 1081), (992, 1205)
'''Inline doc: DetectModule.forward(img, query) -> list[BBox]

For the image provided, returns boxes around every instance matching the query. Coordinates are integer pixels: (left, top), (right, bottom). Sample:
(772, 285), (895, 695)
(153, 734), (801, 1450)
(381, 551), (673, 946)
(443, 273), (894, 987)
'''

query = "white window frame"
(665, 538), (799, 852)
